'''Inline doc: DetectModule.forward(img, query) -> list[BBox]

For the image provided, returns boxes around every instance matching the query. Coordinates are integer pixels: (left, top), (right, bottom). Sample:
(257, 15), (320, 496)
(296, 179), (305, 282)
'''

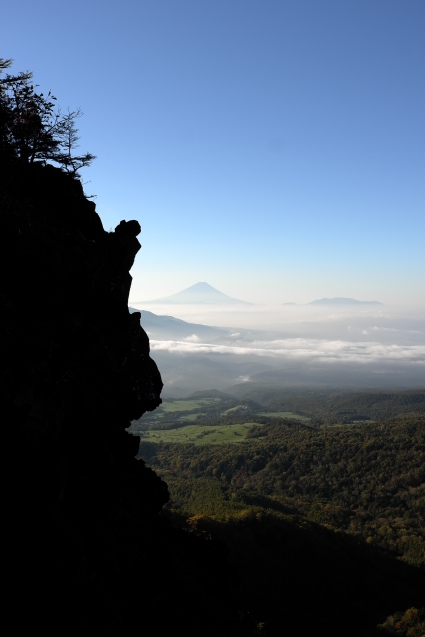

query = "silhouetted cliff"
(2, 156), (166, 515)
(1, 156), (239, 634)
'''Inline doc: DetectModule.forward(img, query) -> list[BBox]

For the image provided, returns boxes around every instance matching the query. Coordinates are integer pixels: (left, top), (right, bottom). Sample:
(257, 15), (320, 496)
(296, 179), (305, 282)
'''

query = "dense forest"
(225, 386), (425, 425)
(141, 415), (424, 567)
(135, 388), (425, 583)
(139, 412), (424, 635)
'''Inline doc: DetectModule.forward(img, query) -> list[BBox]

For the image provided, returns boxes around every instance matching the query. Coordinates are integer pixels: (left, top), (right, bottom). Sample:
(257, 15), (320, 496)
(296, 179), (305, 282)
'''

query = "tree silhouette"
(54, 107), (96, 177)
(0, 58), (95, 173)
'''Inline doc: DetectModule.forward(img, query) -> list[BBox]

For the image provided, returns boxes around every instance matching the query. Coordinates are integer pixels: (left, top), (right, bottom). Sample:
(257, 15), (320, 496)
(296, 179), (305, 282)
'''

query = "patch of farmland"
(139, 422), (262, 445)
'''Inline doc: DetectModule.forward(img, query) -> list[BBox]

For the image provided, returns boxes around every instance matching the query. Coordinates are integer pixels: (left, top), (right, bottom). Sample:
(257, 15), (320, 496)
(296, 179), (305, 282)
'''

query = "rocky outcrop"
(1, 159), (167, 522)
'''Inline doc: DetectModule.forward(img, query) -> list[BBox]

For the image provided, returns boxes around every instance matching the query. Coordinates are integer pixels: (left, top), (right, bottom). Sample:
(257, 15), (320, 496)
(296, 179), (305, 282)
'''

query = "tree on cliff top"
(0, 58), (95, 176)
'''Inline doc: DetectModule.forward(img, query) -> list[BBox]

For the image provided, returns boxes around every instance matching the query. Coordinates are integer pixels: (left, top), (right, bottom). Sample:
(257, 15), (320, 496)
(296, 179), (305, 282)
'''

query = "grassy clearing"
(223, 405), (245, 414)
(159, 398), (221, 413)
(258, 411), (310, 422)
(141, 398), (221, 422)
(139, 422), (261, 445)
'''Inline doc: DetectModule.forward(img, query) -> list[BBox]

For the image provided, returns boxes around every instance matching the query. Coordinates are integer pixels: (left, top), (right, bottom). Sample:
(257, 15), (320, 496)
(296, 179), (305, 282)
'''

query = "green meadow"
(145, 398), (221, 420)
(160, 398), (220, 412)
(223, 405), (245, 414)
(139, 422), (261, 445)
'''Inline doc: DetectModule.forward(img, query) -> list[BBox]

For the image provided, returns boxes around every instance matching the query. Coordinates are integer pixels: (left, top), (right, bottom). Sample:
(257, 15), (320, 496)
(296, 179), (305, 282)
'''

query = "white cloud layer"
(150, 338), (425, 365)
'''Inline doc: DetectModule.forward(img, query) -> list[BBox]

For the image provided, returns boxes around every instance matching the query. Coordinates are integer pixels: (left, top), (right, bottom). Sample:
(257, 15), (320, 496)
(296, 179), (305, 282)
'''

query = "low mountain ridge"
(129, 308), (226, 341)
(309, 297), (382, 306)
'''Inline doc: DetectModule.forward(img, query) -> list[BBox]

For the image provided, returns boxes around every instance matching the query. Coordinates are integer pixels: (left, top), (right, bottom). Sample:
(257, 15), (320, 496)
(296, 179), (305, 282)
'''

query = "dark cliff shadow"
(184, 509), (424, 637)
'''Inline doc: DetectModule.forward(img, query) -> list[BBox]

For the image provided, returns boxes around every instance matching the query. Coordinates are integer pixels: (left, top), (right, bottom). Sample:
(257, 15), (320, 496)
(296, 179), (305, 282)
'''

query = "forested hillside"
(141, 416), (424, 565)
(225, 386), (425, 425)
(140, 414), (424, 635)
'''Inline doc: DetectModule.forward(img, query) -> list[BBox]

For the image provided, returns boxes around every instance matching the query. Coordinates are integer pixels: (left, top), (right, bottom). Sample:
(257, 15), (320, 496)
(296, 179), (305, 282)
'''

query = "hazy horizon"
(129, 300), (425, 396)
(128, 270), (425, 309)
(130, 278), (425, 318)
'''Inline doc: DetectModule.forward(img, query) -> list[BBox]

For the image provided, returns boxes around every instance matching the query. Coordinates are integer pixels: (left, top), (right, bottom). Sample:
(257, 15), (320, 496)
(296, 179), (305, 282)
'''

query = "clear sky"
(2, 0), (424, 306)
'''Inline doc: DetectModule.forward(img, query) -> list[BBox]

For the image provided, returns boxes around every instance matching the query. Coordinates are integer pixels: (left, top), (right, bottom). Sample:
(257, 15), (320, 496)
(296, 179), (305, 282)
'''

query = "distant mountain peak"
(135, 282), (252, 305)
(308, 297), (382, 306)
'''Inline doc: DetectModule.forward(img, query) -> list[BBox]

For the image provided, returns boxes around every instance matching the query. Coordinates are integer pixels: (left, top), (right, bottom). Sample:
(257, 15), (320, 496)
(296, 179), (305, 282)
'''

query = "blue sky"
(2, 0), (424, 305)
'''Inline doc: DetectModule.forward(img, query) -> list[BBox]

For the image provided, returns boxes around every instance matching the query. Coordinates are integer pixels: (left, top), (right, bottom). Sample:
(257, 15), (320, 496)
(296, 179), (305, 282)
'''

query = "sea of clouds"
(150, 337), (425, 366)
(135, 303), (425, 394)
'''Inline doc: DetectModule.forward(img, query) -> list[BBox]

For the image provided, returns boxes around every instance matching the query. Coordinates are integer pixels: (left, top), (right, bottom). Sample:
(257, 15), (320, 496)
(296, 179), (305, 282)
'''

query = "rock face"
(1, 159), (167, 521)
(1, 159), (164, 624)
